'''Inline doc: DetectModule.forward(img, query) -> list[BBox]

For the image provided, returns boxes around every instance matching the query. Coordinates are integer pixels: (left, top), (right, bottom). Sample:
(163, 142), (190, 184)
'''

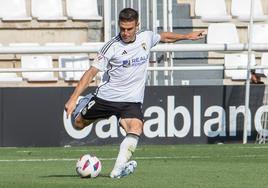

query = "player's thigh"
(120, 118), (143, 135)
(75, 115), (97, 127)
(118, 102), (144, 135)
(81, 96), (115, 120)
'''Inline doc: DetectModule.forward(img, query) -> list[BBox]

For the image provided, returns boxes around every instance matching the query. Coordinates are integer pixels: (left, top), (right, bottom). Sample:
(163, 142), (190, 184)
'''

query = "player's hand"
(65, 99), (77, 119)
(186, 30), (206, 40)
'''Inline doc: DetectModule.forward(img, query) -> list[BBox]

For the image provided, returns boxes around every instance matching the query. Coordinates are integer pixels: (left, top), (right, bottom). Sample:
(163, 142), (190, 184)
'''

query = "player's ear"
(136, 22), (140, 30)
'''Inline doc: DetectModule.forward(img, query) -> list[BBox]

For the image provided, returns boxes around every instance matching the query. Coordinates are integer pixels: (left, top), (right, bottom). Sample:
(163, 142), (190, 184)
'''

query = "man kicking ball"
(65, 8), (204, 178)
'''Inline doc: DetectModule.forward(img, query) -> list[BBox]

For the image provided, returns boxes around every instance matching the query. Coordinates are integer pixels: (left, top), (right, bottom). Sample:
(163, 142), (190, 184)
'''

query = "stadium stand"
(21, 55), (58, 82)
(66, 0), (103, 21)
(231, 0), (268, 21)
(207, 23), (240, 44)
(224, 53), (256, 80)
(8, 42), (40, 64)
(0, 0), (267, 86)
(0, 73), (22, 82)
(31, 0), (67, 21)
(59, 55), (90, 81)
(156, 0), (216, 85)
(0, 0), (31, 21)
(9, 43), (40, 47)
(0, 0), (103, 86)
(252, 24), (268, 44)
(45, 42), (76, 47)
(261, 53), (268, 77)
(255, 53), (268, 77)
(194, 0), (231, 22)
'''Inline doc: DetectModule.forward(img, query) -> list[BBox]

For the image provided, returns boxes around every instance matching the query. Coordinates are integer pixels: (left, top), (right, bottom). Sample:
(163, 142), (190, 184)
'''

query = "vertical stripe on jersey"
(100, 35), (120, 55)
(95, 64), (113, 96)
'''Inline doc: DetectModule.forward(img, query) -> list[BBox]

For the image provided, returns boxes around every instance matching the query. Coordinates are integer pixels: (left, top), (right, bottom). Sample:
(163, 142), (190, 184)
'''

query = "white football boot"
(110, 160), (137, 179)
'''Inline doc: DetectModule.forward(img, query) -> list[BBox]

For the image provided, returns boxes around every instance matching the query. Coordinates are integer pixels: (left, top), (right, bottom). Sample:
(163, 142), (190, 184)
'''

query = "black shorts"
(80, 96), (144, 122)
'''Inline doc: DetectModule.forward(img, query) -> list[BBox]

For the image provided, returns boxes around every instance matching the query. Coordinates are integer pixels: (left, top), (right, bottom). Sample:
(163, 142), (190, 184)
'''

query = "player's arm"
(160, 30), (205, 43)
(65, 66), (99, 118)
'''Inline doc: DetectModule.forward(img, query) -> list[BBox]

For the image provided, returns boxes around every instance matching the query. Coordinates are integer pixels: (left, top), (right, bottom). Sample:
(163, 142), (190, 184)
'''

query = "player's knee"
(73, 118), (87, 130)
(74, 117), (95, 130)
(121, 119), (143, 135)
(128, 126), (143, 136)
(73, 120), (85, 130)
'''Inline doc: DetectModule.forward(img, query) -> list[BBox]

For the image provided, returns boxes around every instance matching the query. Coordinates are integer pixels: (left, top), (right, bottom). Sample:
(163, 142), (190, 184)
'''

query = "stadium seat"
(224, 53), (256, 80)
(231, 0), (268, 22)
(21, 55), (58, 82)
(44, 42), (76, 52)
(66, 0), (102, 21)
(207, 23), (240, 44)
(9, 43), (40, 59)
(251, 24), (268, 44)
(0, 0), (31, 21)
(31, 0), (67, 21)
(0, 73), (22, 82)
(81, 42), (105, 55)
(44, 42), (76, 47)
(9, 43), (40, 47)
(255, 53), (268, 77)
(194, 0), (231, 22)
(81, 42), (105, 48)
(59, 55), (90, 81)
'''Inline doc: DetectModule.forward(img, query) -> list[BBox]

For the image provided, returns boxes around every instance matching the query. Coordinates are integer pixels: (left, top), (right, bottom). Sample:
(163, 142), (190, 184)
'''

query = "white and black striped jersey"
(92, 30), (161, 103)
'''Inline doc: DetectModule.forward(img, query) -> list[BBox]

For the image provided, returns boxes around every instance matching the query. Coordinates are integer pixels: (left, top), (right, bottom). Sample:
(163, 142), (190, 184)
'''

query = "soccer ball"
(76, 154), (102, 178)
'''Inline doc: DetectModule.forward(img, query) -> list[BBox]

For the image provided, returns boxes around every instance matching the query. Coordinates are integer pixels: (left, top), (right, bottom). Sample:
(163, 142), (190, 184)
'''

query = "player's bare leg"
(73, 115), (95, 130)
(110, 118), (142, 178)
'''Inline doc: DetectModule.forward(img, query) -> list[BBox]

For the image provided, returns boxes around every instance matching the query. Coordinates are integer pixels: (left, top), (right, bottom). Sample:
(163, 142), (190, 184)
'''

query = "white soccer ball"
(76, 154), (102, 178)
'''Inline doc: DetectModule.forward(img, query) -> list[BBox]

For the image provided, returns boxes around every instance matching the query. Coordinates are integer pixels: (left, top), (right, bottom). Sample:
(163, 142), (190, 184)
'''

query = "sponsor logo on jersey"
(122, 54), (149, 67)
(122, 60), (131, 67)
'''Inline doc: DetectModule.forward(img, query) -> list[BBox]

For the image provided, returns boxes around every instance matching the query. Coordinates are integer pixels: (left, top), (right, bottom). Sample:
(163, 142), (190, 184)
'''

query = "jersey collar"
(119, 34), (136, 44)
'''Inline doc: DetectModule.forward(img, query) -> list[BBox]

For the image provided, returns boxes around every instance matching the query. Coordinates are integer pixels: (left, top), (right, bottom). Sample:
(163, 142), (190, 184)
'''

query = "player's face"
(119, 20), (139, 43)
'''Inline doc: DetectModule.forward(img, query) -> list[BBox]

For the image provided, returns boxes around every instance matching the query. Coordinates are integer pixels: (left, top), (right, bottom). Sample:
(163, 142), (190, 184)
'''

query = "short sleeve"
(147, 31), (161, 48)
(91, 53), (109, 72)
(91, 40), (115, 72)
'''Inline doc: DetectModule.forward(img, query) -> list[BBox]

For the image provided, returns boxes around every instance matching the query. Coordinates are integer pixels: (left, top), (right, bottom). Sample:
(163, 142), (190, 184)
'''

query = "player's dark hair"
(119, 8), (139, 23)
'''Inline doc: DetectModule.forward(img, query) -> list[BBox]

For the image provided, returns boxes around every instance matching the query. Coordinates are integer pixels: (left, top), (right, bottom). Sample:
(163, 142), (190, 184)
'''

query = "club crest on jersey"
(142, 43), (147, 51)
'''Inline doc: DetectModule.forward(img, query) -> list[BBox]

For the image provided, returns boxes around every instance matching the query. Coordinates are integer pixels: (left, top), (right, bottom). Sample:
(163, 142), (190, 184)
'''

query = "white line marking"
(0, 154), (268, 162)
(238, 146), (268, 149)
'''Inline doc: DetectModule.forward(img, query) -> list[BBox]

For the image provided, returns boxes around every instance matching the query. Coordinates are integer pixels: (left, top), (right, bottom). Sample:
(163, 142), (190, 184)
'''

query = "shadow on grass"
(40, 173), (110, 178)
(40, 175), (77, 178)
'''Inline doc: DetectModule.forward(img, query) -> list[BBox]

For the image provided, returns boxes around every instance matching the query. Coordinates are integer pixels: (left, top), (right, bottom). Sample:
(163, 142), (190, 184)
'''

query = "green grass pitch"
(0, 144), (268, 188)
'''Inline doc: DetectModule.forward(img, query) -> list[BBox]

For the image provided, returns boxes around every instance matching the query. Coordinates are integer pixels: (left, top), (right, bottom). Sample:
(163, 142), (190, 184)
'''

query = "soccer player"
(65, 8), (204, 178)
